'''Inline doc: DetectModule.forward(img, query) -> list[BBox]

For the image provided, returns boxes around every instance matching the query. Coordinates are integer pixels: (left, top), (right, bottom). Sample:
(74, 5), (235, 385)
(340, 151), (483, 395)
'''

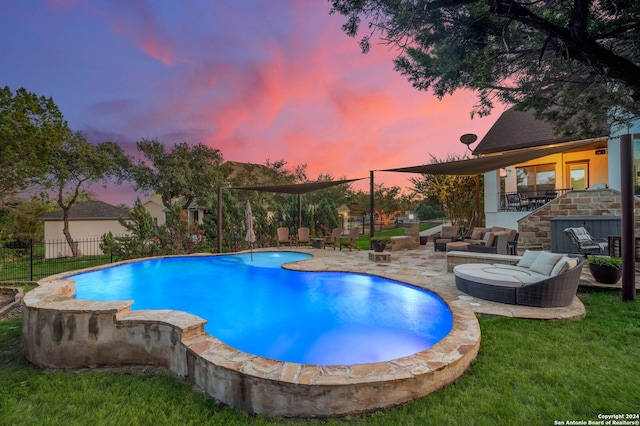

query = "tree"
(313, 198), (341, 236)
(345, 188), (370, 219)
(133, 140), (226, 210)
(0, 193), (57, 244)
(415, 199), (444, 221)
(263, 158), (308, 184)
(101, 198), (162, 259)
(373, 183), (404, 215)
(164, 204), (204, 254)
(47, 130), (132, 257)
(410, 154), (480, 231)
(0, 87), (68, 205)
(330, 0), (640, 134)
(204, 189), (245, 252)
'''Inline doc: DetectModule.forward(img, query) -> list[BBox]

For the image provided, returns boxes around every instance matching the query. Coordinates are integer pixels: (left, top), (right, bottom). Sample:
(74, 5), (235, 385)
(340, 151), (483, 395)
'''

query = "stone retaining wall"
(22, 257), (481, 418)
(517, 189), (640, 251)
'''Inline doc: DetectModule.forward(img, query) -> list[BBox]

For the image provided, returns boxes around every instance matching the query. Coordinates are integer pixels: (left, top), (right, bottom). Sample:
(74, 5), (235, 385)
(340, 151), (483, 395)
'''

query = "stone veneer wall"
(517, 189), (640, 251)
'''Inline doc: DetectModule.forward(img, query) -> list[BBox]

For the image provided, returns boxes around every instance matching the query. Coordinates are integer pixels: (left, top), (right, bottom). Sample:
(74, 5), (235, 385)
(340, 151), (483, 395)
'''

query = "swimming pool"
(71, 252), (453, 366)
(22, 250), (481, 417)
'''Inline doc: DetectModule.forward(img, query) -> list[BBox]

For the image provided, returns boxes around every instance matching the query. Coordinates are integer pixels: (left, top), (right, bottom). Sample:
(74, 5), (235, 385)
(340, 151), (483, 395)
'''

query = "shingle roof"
(473, 107), (609, 155)
(38, 200), (130, 221)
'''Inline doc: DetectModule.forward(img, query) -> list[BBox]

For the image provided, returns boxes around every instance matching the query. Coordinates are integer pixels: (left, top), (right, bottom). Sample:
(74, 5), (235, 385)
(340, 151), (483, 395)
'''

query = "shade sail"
(380, 138), (605, 175)
(231, 177), (366, 195)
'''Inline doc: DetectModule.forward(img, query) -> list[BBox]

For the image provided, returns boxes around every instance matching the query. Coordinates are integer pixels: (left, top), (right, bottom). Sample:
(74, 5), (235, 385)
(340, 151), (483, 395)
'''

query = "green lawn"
(0, 253), (113, 282)
(2, 288), (638, 425)
(355, 223), (437, 250)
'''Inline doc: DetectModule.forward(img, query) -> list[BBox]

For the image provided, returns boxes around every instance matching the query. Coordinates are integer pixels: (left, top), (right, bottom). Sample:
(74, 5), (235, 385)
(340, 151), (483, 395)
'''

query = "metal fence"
(0, 238), (113, 283)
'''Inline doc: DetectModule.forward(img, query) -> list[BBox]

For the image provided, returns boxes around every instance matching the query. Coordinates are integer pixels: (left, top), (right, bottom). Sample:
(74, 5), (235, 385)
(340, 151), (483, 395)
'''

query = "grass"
(0, 254), (113, 282)
(2, 287), (639, 425)
(355, 223), (438, 250)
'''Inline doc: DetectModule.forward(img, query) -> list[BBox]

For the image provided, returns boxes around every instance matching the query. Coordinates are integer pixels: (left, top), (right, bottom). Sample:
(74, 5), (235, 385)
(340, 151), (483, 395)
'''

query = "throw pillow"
(485, 232), (496, 247)
(530, 252), (564, 276)
(550, 256), (571, 276)
(471, 229), (484, 240)
(517, 250), (542, 268)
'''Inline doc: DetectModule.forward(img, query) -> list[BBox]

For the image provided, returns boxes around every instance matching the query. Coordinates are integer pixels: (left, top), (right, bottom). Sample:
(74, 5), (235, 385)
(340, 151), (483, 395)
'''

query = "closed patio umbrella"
(245, 201), (256, 260)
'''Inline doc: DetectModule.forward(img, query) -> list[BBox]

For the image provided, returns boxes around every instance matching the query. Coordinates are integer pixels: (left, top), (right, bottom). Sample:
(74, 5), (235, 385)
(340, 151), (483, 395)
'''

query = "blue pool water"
(71, 252), (453, 365)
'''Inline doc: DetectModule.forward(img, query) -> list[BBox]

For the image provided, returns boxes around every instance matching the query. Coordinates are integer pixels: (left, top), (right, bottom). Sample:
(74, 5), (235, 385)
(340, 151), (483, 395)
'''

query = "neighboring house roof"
(143, 199), (165, 209)
(38, 200), (130, 221)
(473, 107), (609, 155)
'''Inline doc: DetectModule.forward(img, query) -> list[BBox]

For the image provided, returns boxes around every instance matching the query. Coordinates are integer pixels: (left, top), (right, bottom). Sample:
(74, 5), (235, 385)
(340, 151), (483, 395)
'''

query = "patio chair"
(277, 227), (293, 246)
(505, 193), (529, 211)
(467, 231), (510, 255)
(324, 228), (342, 250)
(296, 227), (311, 246)
(433, 225), (460, 251)
(507, 232), (520, 255)
(339, 228), (361, 252)
(563, 227), (608, 256)
(543, 190), (558, 202)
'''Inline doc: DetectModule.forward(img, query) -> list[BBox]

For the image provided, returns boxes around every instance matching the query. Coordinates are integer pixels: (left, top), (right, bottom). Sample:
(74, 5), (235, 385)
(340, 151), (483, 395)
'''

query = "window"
(516, 164), (556, 195)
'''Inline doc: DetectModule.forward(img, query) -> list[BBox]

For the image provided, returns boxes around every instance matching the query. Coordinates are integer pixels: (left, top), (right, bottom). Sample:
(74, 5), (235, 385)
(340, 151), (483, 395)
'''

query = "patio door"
(567, 162), (589, 190)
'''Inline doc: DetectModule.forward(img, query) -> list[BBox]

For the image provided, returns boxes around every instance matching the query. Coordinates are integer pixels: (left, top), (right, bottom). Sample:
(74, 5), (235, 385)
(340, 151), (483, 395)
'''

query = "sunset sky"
(2, 0), (505, 205)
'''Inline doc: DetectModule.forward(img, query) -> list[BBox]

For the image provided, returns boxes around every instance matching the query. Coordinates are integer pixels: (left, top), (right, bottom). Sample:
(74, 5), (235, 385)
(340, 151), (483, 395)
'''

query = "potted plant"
(587, 256), (622, 284)
(371, 236), (392, 252)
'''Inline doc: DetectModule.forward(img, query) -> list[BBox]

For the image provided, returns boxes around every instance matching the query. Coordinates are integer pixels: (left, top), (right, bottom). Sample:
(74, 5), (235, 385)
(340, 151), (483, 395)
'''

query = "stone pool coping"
(22, 251), (481, 417)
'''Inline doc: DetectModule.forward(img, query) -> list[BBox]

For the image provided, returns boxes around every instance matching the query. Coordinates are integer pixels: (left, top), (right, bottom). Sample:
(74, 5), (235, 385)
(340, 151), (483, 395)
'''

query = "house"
(476, 107), (639, 227)
(38, 200), (130, 258)
(142, 193), (212, 227)
(142, 193), (167, 227)
(477, 107), (640, 250)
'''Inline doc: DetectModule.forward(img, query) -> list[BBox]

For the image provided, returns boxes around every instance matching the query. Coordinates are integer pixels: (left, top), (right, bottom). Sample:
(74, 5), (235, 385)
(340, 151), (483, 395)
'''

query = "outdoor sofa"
(445, 226), (519, 255)
(433, 225), (460, 251)
(453, 250), (584, 307)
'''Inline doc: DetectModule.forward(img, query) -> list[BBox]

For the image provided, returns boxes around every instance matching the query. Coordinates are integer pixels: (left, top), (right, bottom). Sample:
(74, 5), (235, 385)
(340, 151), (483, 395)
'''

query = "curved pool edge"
(22, 252), (481, 418)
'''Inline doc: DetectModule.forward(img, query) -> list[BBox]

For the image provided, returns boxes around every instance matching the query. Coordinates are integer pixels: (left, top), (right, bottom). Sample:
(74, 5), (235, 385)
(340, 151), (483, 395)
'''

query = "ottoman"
(446, 241), (470, 252)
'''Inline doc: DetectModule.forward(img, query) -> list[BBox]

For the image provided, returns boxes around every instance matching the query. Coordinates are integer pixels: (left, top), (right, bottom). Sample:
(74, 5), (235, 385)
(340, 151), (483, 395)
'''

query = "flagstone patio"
(275, 242), (627, 321)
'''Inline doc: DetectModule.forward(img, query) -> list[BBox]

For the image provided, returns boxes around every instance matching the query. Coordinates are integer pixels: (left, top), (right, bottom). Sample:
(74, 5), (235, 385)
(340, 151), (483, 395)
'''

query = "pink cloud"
(74, 2), (505, 198)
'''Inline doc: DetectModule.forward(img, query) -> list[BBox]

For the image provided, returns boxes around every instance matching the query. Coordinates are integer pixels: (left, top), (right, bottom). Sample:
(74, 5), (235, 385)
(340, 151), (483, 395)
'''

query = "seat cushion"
(453, 263), (549, 286)
(440, 226), (458, 239)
